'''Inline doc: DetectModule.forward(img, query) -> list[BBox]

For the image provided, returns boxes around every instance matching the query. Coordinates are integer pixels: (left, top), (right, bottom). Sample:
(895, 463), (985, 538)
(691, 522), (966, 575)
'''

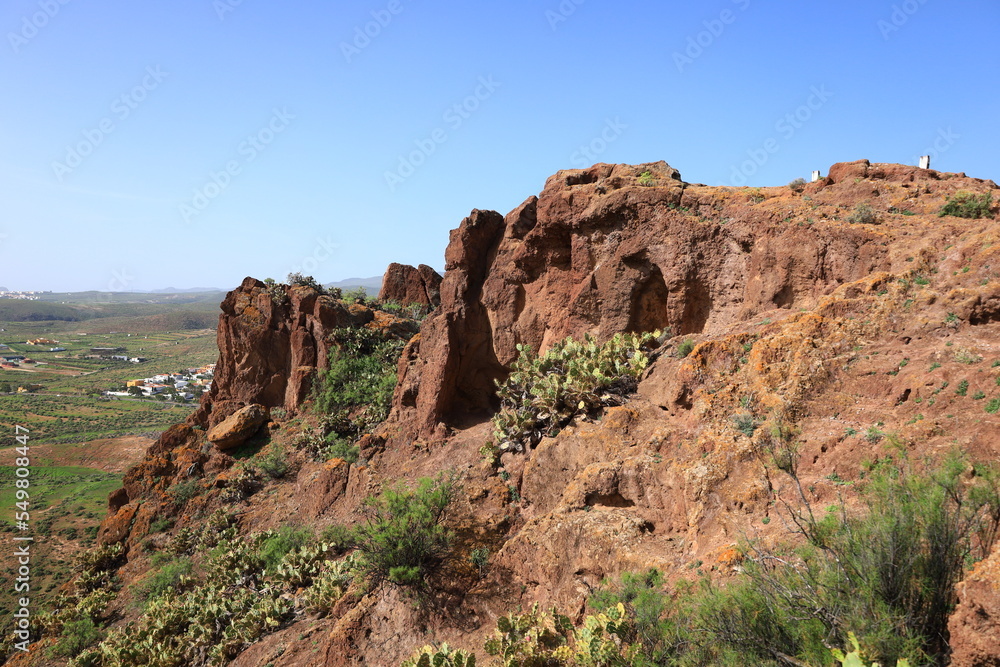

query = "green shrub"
(469, 547), (489, 578)
(676, 338), (695, 358)
(148, 517), (173, 534)
(168, 480), (200, 507)
(324, 434), (360, 463)
(257, 444), (289, 479)
(582, 454), (1000, 666)
(848, 203), (878, 225)
(139, 557), (193, 603)
(258, 526), (314, 571)
(51, 616), (102, 658)
(315, 327), (406, 439)
(732, 413), (757, 437)
(263, 277), (286, 305)
(342, 287), (368, 304)
(938, 191), (993, 219)
(286, 272), (326, 293)
(788, 177), (807, 192)
(353, 474), (457, 587)
(492, 332), (657, 452)
(638, 171), (656, 187)
(986, 398), (1000, 414)
(320, 524), (356, 554)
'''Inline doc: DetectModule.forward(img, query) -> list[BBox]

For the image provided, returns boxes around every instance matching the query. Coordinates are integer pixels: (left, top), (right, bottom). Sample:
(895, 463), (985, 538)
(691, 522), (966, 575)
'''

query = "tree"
(127, 386), (143, 397)
(0, 382), (10, 393)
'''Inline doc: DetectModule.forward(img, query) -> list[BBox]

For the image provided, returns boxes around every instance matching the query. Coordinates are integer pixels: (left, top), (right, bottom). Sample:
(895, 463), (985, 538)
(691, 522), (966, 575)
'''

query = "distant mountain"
(0, 287), (7, 292)
(148, 287), (227, 294)
(325, 276), (383, 292)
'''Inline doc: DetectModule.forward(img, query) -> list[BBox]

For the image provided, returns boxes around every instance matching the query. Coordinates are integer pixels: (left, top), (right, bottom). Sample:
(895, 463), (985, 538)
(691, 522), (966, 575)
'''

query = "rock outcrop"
(378, 263), (443, 308)
(392, 160), (998, 442)
(191, 278), (377, 428)
(206, 403), (268, 450)
(949, 542), (1000, 666)
(87, 159), (1000, 666)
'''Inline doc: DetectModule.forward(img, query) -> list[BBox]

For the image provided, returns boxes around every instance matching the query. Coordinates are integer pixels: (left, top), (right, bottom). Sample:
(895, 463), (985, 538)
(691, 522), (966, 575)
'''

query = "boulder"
(207, 404), (268, 450)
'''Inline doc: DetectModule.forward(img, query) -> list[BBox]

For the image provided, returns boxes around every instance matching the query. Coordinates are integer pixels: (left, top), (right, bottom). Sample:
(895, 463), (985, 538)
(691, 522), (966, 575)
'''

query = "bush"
(939, 191), (993, 219)
(257, 444), (289, 479)
(51, 616), (102, 659)
(263, 277), (286, 305)
(149, 517), (173, 534)
(168, 480), (200, 507)
(138, 557), (193, 603)
(324, 433), (360, 463)
(342, 287), (368, 304)
(320, 524), (356, 554)
(732, 413), (757, 437)
(315, 327), (406, 439)
(581, 454), (1000, 666)
(492, 332), (657, 452)
(258, 526), (313, 571)
(286, 272), (326, 293)
(353, 474), (457, 587)
(638, 171), (656, 187)
(848, 203), (879, 224)
(788, 177), (807, 192)
(676, 338), (695, 358)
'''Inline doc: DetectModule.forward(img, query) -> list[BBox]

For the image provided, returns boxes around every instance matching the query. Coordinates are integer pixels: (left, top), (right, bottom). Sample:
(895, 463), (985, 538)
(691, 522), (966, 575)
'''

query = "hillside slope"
(18, 159), (1000, 667)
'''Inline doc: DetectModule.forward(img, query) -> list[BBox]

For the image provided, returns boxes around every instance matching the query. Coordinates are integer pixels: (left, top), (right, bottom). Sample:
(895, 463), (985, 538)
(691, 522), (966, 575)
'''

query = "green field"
(0, 327), (217, 395)
(0, 293), (225, 626)
(0, 465), (123, 624)
(0, 395), (193, 444)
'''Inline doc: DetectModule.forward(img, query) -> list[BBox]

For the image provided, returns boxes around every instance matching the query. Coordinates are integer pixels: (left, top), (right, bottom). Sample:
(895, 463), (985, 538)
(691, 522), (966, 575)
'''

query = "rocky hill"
(15, 160), (1000, 667)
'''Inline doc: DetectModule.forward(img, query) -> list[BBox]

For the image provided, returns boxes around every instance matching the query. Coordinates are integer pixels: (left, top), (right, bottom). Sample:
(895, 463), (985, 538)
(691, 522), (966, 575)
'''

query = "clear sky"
(1, 0), (997, 292)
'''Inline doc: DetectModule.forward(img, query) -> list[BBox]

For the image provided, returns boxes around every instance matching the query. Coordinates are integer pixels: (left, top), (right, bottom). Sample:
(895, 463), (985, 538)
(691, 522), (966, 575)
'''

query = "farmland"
(0, 292), (225, 626)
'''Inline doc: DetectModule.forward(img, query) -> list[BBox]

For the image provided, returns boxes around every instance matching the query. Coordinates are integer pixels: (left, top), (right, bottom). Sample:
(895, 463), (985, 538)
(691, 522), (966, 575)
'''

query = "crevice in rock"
(585, 492), (635, 508)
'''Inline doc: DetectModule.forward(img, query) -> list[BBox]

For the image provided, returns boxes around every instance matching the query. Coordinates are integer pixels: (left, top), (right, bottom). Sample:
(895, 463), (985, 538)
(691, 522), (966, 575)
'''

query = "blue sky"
(1, 0), (997, 292)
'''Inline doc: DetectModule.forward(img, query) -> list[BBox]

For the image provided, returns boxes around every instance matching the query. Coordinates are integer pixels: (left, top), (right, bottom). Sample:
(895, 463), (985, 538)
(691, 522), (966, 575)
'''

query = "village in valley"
(104, 363), (215, 401)
(0, 333), (215, 401)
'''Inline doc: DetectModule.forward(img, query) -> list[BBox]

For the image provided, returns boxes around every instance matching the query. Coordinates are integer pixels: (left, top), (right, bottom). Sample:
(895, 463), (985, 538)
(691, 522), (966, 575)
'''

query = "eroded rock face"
(949, 542), (1000, 667)
(391, 209), (508, 439)
(392, 160), (989, 440)
(378, 263), (443, 308)
(88, 159), (1000, 666)
(206, 403), (267, 450)
(191, 278), (375, 428)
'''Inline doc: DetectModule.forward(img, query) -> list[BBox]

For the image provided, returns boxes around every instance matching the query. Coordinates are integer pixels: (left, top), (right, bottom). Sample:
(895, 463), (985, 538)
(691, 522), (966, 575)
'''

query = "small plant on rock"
(938, 191), (993, 219)
(848, 203), (879, 225)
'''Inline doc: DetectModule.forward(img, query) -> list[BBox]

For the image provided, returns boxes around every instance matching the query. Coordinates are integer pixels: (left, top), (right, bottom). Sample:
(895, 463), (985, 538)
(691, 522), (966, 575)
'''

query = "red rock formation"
(82, 159), (1000, 666)
(393, 160), (994, 441)
(949, 542), (1000, 666)
(191, 278), (374, 428)
(378, 263), (443, 308)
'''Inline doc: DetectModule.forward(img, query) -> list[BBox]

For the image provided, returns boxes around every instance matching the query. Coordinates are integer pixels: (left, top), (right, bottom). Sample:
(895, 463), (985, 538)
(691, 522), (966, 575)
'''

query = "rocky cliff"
(43, 160), (1000, 666)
